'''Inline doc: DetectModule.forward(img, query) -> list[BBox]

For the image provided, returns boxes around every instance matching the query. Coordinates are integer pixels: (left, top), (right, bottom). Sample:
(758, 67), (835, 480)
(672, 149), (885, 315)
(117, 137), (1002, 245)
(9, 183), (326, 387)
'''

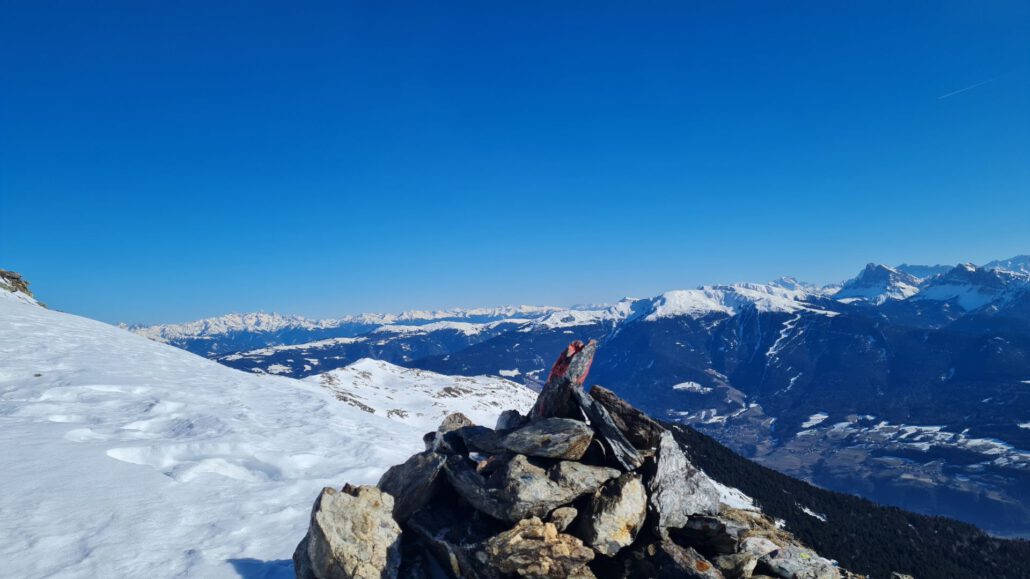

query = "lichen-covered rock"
(377, 451), (446, 523)
(713, 553), (759, 579)
(649, 431), (720, 533)
(548, 506), (578, 532)
(652, 541), (725, 579)
(477, 517), (595, 578)
(294, 485), (402, 579)
(579, 473), (647, 556)
(759, 545), (840, 579)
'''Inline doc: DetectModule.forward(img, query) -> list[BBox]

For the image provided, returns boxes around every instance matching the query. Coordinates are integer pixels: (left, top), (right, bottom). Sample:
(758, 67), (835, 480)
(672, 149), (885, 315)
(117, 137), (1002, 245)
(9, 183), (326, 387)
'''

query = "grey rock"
(477, 517), (595, 579)
(432, 412), (474, 454)
(713, 553), (759, 579)
(571, 387), (643, 471)
(890, 574), (915, 579)
(759, 545), (840, 579)
(649, 431), (720, 533)
(579, 473), (647, 556)
(548, 506), (578, 532)
(496, 409), (528, 431)
(588, 385), (665, 450)
(673, 515), (749, 555)
(549, 461), (622, 495)
(444, 454), (617, 522)
(294, 485), (402, 579)
(377, 451), (447, 523)
(461, 418), (594, 460)
(655, 539), (729, 576)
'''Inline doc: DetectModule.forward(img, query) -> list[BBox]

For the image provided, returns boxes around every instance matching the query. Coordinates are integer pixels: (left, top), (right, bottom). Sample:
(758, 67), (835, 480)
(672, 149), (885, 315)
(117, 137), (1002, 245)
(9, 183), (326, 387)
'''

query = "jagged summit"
(834, 263), (921, 305)
(914, 262), (1030, 311)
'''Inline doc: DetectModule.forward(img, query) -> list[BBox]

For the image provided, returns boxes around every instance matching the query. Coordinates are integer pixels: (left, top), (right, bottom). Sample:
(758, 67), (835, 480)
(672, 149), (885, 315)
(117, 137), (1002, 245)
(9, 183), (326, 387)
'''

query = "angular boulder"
(579, 473), (648, 556)
(649, 431), (720, 533)
(572, 387), (643, 471)
(588, 385), (665, 450)
(445, 454), (618, 522)
(293, 485), (402, 579)
(432, 412), (475, 454)
(376, 451), (446, 523)
(496, 408), (528, 431)
(477, 517), (595, 579)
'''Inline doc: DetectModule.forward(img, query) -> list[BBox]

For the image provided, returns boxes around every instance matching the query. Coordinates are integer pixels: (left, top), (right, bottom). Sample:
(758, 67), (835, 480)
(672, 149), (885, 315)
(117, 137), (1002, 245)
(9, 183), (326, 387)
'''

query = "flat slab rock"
(294, 485), (401, 579)
(461, 418), (594, 460)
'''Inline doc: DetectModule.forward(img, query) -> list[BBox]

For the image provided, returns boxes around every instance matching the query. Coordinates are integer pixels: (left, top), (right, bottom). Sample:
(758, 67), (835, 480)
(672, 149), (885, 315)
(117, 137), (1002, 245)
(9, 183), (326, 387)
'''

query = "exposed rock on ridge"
(293, 340), (869, 579)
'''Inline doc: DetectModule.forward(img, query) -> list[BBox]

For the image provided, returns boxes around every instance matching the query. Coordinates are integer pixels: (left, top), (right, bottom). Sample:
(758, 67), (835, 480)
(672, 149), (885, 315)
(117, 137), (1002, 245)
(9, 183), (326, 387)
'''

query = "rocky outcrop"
(292, 341), (862, 579)
(293, 485), (401, 579)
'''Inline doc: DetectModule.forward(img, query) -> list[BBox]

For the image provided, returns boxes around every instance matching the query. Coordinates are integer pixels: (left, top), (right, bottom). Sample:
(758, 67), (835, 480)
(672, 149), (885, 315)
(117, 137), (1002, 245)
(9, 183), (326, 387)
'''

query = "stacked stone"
(294, 341), (861, 579)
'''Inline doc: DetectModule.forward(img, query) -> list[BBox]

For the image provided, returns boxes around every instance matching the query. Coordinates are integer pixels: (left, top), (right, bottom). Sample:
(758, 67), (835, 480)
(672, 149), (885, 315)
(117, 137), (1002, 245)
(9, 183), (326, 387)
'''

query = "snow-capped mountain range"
(124, 255), (1030, 538)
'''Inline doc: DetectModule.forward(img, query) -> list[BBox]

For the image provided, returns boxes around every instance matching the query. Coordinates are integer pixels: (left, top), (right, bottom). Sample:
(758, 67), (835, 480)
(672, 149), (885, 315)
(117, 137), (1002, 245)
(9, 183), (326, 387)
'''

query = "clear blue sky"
(2, 1), (1028, 324)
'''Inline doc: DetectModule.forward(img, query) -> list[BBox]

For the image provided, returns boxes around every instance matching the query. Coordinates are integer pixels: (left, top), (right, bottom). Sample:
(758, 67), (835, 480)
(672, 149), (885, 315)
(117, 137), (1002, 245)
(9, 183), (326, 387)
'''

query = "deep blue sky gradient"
(2, 1), (1029, 323)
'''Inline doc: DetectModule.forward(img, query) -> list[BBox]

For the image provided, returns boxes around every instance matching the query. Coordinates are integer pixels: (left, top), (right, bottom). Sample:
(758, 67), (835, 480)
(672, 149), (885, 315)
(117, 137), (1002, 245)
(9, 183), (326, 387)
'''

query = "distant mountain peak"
(983, 254), (1030, 275)
(834, 263), (920, 305)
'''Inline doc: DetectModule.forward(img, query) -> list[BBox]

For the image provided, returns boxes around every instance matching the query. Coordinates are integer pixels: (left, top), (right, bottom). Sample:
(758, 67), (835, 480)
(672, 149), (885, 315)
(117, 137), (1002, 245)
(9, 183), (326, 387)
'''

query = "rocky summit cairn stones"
(293, 341), (863, 579)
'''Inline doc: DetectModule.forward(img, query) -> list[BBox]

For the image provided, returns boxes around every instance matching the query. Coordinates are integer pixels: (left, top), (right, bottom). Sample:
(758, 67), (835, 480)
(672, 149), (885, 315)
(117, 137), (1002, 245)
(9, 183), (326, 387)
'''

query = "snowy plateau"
(0, 288), (536, 578)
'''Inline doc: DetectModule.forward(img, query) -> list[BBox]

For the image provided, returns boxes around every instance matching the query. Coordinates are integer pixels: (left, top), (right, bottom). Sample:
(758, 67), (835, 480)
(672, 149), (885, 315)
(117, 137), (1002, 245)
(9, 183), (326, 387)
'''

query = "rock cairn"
(294, 340), (863, 579)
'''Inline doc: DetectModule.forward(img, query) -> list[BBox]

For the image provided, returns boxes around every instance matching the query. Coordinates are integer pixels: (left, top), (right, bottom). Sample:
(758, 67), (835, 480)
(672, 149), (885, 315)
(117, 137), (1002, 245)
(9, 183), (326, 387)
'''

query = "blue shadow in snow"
(228, 558), (294, 579)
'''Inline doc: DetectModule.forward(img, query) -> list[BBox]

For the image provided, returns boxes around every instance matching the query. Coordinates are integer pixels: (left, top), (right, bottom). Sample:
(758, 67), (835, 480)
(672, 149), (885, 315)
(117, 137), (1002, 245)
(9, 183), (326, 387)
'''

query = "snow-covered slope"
(984, 255), (1030, 276)
(0, 295), (521, 578)
(914, 263), (1029, 311)
(306, 359), (536, 433)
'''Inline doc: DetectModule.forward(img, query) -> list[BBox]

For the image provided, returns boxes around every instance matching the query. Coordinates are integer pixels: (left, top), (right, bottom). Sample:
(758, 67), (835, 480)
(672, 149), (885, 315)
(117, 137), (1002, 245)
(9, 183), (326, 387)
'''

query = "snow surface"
(305, 359), (536, 433)
(0, 296), (523, 578)
(801, 412), (830, 428)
